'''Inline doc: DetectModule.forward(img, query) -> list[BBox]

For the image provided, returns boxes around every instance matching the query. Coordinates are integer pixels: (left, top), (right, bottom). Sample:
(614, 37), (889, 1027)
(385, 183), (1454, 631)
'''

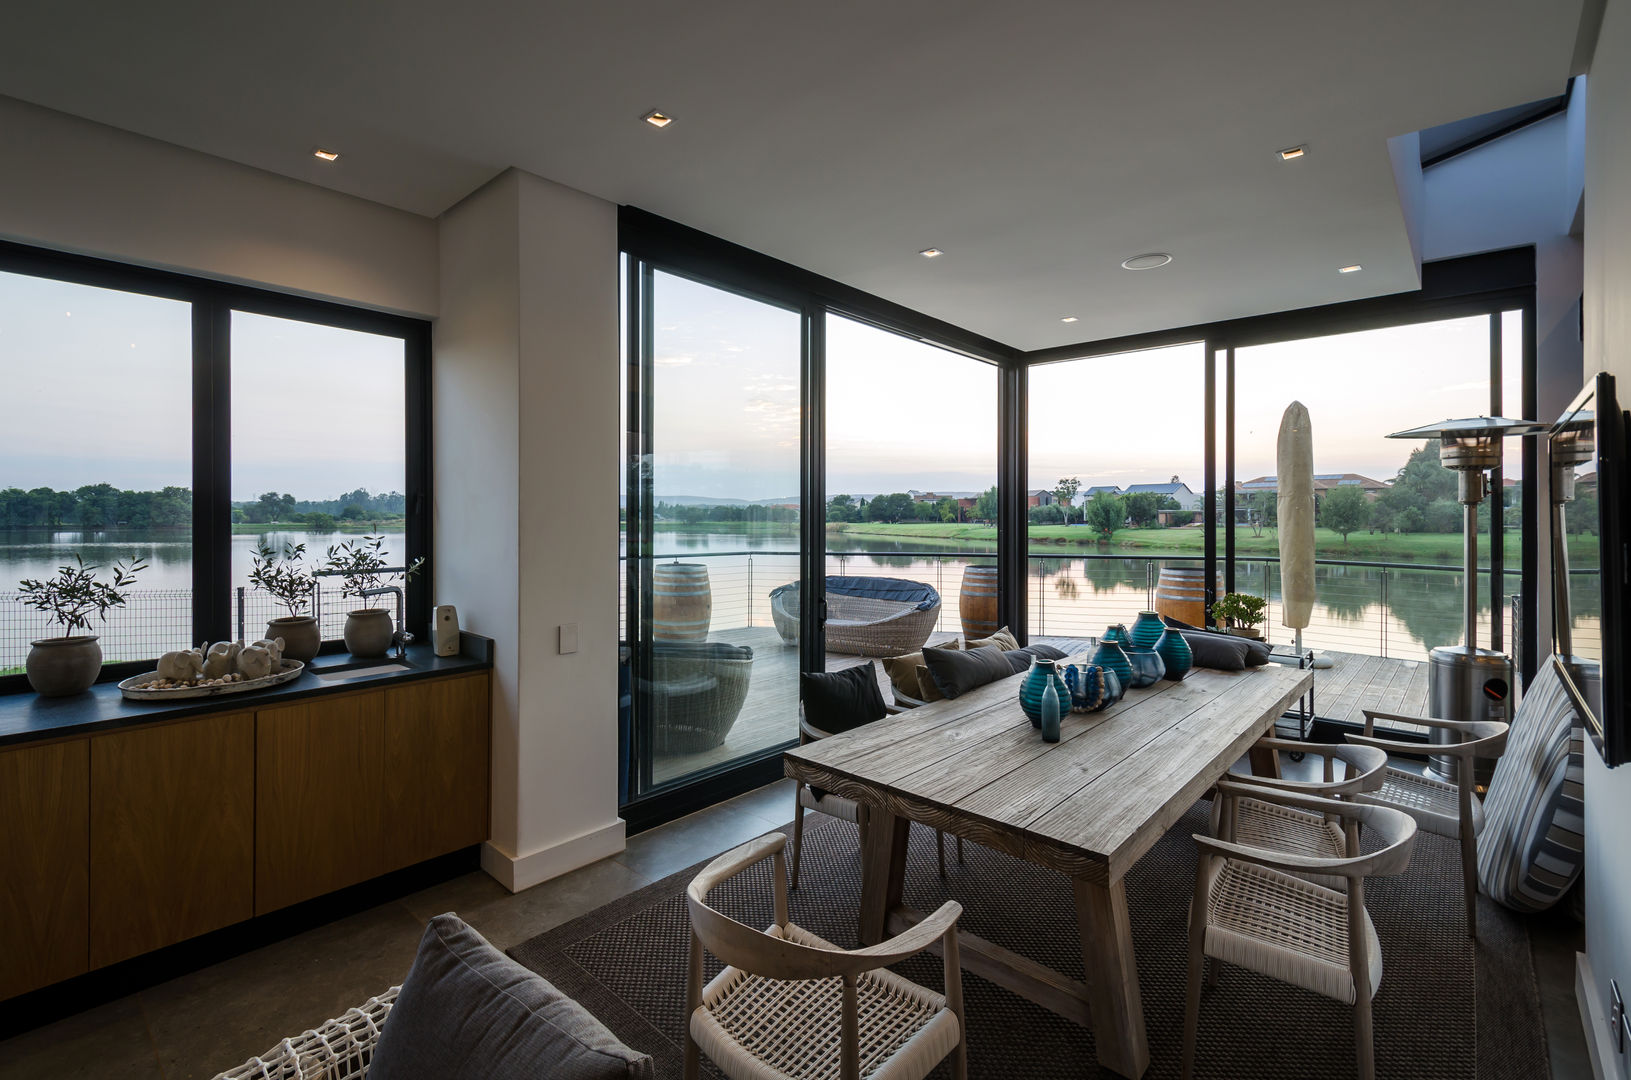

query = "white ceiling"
(0, 0), (1584, 350)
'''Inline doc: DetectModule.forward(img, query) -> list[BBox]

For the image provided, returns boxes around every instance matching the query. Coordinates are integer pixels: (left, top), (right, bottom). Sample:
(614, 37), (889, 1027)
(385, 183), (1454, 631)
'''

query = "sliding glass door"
(623, 267), (806, 801)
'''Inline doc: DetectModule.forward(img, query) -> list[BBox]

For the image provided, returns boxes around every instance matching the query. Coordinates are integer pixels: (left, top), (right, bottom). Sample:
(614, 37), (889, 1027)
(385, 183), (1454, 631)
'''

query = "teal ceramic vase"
(1154, 627), (1192, 681)
(1130, 610), (1166, 650)
(1124, 645), (1165, 689)
(1019, 657), (1071, 728)
(1091, 628), (1132, 690)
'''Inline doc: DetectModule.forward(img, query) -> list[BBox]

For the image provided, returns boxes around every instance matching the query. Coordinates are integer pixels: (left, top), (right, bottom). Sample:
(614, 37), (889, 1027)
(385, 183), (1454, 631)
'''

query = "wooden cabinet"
(382, 673), (490, 869)
(255, 691), (386, 915)
(0, 740), (88, 999)
(90, 712), (254, 967)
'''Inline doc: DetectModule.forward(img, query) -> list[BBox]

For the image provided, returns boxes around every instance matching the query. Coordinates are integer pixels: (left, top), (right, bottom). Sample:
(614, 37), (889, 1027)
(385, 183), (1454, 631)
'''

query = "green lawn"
(831, 521), (1594, 565)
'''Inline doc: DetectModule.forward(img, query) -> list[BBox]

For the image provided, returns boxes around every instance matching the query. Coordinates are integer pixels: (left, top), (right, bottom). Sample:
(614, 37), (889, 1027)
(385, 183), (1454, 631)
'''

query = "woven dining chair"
(684, 833), (968, 1080)
(1347, 710), (1510, 937)
(1183, 783), (1418, 1080)
(1210, 738), (1389, 884)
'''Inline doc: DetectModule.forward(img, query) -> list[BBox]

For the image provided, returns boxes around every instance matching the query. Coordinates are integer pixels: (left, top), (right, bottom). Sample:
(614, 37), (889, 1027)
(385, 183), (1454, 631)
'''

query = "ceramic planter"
(1090, 629), (1132, 690)
(344, 609), (395, 658)
(26, 635), (102, 697)
(1129, 610), (1166, 649)
(268, 615), (321, 661)
(1154, 627), (1192, 681)
(1018, 657), (1070, 728)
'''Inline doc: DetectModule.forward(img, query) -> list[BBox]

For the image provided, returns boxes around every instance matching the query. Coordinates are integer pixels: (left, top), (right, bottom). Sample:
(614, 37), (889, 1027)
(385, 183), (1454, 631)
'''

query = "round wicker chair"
(640, 641), (755, 754)
(769, 577), (941, 657)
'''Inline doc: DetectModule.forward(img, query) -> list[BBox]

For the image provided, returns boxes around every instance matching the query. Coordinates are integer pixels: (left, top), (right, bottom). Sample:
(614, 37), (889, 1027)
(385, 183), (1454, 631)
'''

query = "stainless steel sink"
(311, 661), (414, 682)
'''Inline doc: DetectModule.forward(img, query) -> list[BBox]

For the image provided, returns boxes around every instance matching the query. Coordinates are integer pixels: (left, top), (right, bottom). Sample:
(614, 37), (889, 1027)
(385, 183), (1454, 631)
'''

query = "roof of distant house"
(1123, 482), (1194, 494)
(1083, 485), (1122, 495)
(1238, 473), (1389, 492)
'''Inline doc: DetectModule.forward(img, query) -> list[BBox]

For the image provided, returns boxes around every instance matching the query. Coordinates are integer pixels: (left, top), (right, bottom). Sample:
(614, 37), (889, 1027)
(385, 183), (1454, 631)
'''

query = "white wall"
(0, 95), (437, 316)
(435, 169), (624, 891)
(1581, 1), (1631, 1075)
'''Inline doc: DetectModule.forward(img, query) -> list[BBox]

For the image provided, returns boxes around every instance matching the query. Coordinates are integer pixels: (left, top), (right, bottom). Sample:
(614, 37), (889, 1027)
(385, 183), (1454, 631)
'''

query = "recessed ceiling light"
(1120, 253), (1173, 271)
(1279, 145), (1307, 161)
(920, 248), (944, 258)
(1060, 316), (1079, 323)
(1338, 264), (1362, 273)
(313, 148), (339, 162)
(642, 110), (674, 128)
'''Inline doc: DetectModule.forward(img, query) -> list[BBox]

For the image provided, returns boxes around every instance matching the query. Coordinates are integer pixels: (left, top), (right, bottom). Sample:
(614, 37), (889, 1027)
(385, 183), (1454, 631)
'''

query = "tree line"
(656, 501), (799, 525)
(0, 484), (409, 531)
(826, 489), (1000, 524)
(235, 488), (406, 526)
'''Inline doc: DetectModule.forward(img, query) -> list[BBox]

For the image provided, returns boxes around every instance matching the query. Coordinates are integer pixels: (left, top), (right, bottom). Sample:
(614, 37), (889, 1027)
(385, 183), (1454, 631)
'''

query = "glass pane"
(1026, 342), (1207, 641)
(230, 311), (405, 644)
(0, 270), (192, 671)
(631, 271), (802, 795)
(1233, 315), (1495, 663)
(1500, 308), (1525, 656)
(825, 314), (997, 667)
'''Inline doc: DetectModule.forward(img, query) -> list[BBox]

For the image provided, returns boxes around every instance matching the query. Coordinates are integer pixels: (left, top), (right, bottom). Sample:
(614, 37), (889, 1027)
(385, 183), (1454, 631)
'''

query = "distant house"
(1237, 473), (1390, 503)
(1123, 481), (1201, 511)
(1027, 489), (1055, 508)
(1082, 485), (1122, 498)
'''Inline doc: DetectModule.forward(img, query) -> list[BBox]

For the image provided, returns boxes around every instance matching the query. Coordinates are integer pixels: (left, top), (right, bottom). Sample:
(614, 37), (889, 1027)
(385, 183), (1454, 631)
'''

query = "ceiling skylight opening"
(1060, 316), (1079, 323)
(313, 149), (340, 162)
(920, 248), (944, 258)
(1338, 264), (1363, 273)
(1279, 145), (1307, 161)
(1120, 253), (1172, 271)
(642, 110), (674, 128)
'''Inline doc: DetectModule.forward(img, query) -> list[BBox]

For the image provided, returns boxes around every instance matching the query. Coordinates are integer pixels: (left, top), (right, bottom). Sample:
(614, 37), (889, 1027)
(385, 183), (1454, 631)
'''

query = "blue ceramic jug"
(1019, 657), (1071, 728)
(1091, 627), (1132, 690)
(1154, 626), (1192, 681)
(1130, 610), (1166, 650)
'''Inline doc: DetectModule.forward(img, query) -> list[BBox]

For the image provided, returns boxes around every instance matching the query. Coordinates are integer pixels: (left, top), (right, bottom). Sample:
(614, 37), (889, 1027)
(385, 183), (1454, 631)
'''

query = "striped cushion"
(1476, 659), (1585, 913)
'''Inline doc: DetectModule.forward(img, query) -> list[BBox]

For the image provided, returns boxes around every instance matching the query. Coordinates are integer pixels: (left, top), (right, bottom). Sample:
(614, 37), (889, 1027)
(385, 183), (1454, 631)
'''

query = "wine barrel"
(1154, 566), (1224, 628)
(959, 565), (1000, 640)
(653, 563), (711, 641)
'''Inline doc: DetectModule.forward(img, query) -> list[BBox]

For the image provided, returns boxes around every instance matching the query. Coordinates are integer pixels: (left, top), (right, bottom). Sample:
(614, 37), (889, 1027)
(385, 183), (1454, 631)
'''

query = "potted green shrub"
(248, 542), (321, 661)
(1210, 592), (1267, 640)
(322, 536), (425, 658)
(16, 554), (147, 696)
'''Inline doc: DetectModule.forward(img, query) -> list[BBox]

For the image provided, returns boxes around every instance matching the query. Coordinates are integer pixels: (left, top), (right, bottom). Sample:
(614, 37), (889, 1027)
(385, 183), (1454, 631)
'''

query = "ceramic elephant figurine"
(203, 640), (242, 679)
(251, 637), (285, 669)
(236, 644), (274, 680)
(157, 649), (204, 682)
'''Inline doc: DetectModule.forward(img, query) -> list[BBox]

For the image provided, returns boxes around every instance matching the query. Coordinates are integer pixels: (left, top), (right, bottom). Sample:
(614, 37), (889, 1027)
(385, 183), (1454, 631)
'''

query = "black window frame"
(0, 239), (432, 694)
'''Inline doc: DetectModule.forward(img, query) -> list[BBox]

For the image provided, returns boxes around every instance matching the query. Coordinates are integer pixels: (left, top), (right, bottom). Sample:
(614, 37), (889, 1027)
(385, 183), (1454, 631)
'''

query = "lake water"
(2, 525), (1594, 671)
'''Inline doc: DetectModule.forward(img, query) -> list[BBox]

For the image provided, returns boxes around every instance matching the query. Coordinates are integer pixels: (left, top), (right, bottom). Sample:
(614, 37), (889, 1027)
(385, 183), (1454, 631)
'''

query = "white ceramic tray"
(118, 659), (305, 701)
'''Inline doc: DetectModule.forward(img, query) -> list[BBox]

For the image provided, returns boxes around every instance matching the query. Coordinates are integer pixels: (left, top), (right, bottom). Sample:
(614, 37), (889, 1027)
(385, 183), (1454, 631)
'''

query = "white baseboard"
(1578, 950), (1620, 1080)
(480, 818), (626, 893)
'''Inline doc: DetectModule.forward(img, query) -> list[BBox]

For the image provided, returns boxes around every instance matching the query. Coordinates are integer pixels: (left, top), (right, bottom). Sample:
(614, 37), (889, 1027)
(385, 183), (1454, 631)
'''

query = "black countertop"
(0, 634), (494, 749)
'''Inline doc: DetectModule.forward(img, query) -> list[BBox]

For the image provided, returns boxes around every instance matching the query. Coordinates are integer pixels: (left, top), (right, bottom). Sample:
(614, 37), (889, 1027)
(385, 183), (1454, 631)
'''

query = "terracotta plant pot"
(268, 615), (321, 661)
(1225, 627), (1265, 641)
(26, 635), (103, 697)
(344, 608), (395, 658)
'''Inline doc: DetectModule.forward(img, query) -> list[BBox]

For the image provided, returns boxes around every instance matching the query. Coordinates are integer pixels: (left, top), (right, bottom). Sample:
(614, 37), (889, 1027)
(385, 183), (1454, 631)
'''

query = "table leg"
(1073, 876), (1150, 1079)
(858, 808), (911, 946)
(1248, 741), (1281, 779)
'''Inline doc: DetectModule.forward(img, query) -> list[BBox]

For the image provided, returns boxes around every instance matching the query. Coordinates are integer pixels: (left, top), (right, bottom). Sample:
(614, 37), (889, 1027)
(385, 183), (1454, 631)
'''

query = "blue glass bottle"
(1041, 679), (1061, 742)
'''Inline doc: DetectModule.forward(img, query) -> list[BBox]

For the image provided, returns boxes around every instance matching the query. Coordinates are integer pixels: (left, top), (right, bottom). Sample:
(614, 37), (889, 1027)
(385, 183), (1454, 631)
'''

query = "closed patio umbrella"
(1277, 401), (1315, 653)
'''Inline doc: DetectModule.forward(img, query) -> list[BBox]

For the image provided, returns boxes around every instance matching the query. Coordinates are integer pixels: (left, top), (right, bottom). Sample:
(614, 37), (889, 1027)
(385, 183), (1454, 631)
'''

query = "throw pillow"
(915, 664), (942, 703)
(370, 914), (654, 1080)
(1001, 643), (1071, 674)
(1162, 615), (1271, 666)
(880, 640), (960, 701)
(966, 625), (1020, 651)
(1477, 659), (1586, 912)
(1179, 630), (1251, 671)
(801, 664), (888, 735)
(922, 643), (1015, 700)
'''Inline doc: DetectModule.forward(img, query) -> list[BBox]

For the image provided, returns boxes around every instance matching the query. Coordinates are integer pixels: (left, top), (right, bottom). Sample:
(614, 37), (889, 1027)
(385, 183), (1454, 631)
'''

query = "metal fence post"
(747, 555), (753, 629)
(236, 587), (245, 645)
(1379, 569), (1389, 659)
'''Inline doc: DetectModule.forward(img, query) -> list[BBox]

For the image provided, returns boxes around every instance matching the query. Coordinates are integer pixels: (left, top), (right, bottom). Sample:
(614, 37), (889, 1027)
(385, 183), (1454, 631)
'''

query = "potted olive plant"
(248, 542), (321, 661)
(17, 554), (147, 696)
(1210, 592), (1268, 640)
(322, 536), (425, 658)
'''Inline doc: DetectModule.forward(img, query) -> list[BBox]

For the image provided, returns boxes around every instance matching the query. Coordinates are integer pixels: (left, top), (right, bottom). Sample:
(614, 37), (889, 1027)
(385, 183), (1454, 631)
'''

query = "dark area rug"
(510, 801), (1548, 1079)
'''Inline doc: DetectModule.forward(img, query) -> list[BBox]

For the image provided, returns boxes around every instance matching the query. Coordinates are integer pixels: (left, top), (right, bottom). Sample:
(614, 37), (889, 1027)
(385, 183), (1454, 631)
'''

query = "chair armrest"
(848, 901), (964, 967)
(1213, 781), (1418, 876)
(1361, 710), (1509, 750)
(688, 834), (786, 900)
(799, 715), (835, 742)
(891, 690), (929, 710)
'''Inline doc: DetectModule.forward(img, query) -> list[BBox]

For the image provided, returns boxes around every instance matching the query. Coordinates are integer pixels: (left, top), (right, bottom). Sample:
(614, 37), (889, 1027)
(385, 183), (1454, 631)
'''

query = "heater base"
(1426, 646), (1513, 785)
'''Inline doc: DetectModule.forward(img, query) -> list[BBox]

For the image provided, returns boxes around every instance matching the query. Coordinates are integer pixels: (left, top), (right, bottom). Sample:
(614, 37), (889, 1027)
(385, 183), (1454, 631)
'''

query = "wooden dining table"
(783, 659), (1313, 1079)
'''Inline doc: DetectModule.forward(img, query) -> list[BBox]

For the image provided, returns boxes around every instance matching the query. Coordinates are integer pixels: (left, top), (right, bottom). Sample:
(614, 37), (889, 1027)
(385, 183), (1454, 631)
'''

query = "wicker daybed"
(639, 641), (755, 755)
(768, 576), (941, 657)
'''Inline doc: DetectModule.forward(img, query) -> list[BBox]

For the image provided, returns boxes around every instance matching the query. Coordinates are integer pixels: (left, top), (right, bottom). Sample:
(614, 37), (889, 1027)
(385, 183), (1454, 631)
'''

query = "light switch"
(558, 623), (578, 655)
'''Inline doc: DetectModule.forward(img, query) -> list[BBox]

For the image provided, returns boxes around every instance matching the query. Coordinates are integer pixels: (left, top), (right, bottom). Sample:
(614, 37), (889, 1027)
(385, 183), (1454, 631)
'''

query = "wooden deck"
(650, 632), (1429, 785)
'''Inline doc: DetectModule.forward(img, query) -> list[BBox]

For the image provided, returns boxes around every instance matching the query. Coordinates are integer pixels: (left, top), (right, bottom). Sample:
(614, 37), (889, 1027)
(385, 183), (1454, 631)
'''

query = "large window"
(0, 269), (193, 673)
(825, 313), (998, 644)
(1027, 343), (1207, 639)
(0, 242), (429, 687)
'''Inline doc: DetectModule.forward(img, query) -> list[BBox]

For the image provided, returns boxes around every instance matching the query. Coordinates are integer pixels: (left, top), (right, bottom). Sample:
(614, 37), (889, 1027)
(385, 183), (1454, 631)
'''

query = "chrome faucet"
(360, 586), (414, 660)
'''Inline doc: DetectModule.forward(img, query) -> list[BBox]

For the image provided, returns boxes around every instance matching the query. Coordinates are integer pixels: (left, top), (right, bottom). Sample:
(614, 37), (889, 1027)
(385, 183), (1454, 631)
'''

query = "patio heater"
(1385, 416), (1548, 781)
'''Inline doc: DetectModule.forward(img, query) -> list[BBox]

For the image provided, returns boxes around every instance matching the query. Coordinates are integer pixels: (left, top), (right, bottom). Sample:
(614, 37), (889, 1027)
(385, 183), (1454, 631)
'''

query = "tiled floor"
(0, 775), (1590, 1079)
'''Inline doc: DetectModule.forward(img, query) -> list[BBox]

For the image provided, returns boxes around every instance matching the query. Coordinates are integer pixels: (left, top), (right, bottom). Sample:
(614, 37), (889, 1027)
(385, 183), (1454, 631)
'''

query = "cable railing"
(619, 549), (1598, 664)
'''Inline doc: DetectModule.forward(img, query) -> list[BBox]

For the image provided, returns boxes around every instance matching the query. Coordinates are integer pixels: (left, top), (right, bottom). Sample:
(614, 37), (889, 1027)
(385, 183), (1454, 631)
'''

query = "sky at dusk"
(5, 267), (1525, 508)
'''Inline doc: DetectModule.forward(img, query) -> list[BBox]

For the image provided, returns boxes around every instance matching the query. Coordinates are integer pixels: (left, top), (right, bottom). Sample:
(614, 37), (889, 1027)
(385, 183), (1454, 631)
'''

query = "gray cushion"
(1002, 643), (1070, 674)
(922, 643), (1014, 699)
(370, 914), (654, 1080)
(1477, 659), (1586, 913)
(1179, 630), (1251, 671)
